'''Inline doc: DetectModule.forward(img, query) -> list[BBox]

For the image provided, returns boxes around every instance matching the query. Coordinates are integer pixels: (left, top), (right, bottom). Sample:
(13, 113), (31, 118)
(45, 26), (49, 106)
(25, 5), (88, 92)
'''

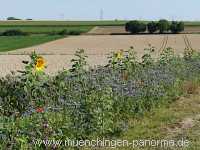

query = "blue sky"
(0, 0), (199, 20)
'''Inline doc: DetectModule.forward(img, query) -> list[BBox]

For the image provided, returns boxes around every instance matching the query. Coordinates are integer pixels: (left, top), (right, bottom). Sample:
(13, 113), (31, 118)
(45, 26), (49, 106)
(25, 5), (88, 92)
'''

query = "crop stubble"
(0, 34), (199, 76)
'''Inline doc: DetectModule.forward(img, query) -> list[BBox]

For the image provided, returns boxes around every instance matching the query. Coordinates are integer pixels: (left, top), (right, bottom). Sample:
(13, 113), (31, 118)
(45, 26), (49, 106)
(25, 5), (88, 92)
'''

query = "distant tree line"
(7, 17), (32, 20)
(125, 20), (184, 34)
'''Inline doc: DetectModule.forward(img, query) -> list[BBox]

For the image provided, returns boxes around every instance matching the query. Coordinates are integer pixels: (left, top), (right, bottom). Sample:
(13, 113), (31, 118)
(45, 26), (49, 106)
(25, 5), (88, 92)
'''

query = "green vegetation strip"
(121, 86), (200, 150)
(0, 20), (127, 26)
(0, 26), (93, 34)
(0, 35), (64, 52)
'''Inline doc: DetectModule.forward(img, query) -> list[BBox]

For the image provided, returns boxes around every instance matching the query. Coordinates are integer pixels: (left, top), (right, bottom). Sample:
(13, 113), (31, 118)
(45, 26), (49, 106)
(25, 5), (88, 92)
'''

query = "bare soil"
(86, 26), (200, 35)
(0, 34), (200, 76)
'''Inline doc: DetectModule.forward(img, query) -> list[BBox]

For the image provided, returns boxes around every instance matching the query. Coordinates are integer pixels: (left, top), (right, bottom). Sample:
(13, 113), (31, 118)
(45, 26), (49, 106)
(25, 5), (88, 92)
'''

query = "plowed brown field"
(0, 34), (200, 76)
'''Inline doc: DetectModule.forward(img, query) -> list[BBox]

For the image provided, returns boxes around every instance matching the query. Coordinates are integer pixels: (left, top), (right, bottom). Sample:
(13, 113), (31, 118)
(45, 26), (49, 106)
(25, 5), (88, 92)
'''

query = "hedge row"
(0, 29), (82, 36)
(126, 20), (184, 34)
(0, 29), (29, 36)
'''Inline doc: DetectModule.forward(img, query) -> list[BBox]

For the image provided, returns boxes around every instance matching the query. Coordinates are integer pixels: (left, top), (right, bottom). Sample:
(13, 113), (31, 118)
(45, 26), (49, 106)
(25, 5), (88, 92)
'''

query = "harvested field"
(86, 26), (200, 35)
(0, 34), (200, 76)
(87, 26), (127, 35)
(0, 55), (108, 76)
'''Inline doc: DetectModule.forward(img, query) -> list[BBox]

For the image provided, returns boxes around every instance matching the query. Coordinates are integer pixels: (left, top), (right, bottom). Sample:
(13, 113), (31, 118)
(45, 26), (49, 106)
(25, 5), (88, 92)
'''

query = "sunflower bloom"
(35, 57), (45, 72)
(116, 50), (124, 60)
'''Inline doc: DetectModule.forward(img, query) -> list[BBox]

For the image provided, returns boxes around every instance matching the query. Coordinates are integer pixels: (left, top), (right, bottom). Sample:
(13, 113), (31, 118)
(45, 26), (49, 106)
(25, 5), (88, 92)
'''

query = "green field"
(184, 21), (200, 26)
(0, 20), (126, 34)
(0, 20), (126, 26)
(0, 35), (63, 52)
(0, 21), (125, 51)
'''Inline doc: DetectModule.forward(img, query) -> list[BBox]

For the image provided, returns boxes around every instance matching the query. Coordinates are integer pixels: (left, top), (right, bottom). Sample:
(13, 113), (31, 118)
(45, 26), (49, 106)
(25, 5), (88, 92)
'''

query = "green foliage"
(125, 20), (146, 34)
(141, 46), (155, 67)
(158, 19), (170, 33)
(57, 29), (69, 35)
(170, 21), (184, 33)
(159, 47), (176, 65)
(147, 21), (158, 33)
(70, 49), (88, 74)
(1, 29), (29, 36)
(57, 29), (81, 36)
(0, 52), (48, 116)
(1, 47), (200, 149)
(0, 26), (92, 35)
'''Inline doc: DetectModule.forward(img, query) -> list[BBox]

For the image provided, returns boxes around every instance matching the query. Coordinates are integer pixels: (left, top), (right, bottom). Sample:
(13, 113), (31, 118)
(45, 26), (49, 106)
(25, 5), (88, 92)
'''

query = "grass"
(118, 85), (200, 150)
(0, 35), (64, 52)
(0, 26), (92, 34)
(184, 21), (200, 26)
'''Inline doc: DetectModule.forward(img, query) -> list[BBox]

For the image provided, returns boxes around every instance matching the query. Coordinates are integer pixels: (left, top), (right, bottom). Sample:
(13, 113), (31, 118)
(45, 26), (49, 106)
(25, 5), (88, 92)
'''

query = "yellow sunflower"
(116, 50), (124, 59)
(35, 56), (45, 72)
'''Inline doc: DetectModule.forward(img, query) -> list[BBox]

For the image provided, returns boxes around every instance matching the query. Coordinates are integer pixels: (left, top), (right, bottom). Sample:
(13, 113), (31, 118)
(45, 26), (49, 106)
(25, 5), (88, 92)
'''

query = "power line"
(100, 9), (104, 20)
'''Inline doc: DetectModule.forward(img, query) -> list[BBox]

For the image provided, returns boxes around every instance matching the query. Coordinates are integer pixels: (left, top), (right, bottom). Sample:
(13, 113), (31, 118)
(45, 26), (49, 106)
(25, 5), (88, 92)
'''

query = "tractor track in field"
(183, 35), (193, 50)
(159, 35), (168, 53)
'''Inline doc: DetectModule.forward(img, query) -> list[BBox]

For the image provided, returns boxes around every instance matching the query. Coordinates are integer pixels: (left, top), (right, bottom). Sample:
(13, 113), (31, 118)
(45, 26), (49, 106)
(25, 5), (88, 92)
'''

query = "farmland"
(0, 34), (200, 77)
(0, 20), (199, 53)
(0, 20), (200, 26)
(0, 20), (199, 54)
(0, 20), (200, 34)
(1, 20), (200, 149)
(0, 35), (63, 52)
(0, 21), (126, 52)
(0, 20), (126, 34)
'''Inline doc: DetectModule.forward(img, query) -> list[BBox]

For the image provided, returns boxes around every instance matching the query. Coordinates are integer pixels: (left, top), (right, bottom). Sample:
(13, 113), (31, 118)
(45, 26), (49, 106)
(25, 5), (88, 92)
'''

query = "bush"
(170, 21), (184, 33)
(58, 29), (68, 35)
(2, 29), (29, 36)
(125, 20), (146, 34)
(147, 21), (158, 33)
(158, 19), (170, 33)
(68, 30), (81, 35)
(57, 29), (81, 36)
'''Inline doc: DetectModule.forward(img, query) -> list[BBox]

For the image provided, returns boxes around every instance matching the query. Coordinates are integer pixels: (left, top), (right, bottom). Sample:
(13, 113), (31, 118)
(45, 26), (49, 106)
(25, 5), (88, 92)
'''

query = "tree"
(7, 17), (21, 20)
(158, 19), (170, 33)
(147, 21), (158, 33)
(178, 22), (184, 32)
(125, 20), (146, 34)
(170, 21), (184, 33)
